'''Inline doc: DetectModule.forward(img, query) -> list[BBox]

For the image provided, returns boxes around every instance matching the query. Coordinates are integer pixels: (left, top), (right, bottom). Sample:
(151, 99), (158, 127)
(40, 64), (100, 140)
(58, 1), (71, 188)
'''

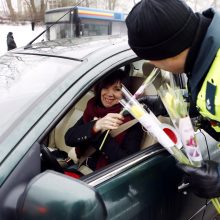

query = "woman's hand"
(93, 113), (124, 133)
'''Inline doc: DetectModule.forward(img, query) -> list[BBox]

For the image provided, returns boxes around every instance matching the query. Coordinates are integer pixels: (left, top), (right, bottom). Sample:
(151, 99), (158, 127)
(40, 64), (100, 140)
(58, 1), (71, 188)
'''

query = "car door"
(84, 144), (217, 220)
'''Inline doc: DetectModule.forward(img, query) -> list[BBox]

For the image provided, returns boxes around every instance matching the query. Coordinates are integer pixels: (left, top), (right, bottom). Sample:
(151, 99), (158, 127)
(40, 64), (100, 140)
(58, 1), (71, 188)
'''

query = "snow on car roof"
(13, 35), (129, 60)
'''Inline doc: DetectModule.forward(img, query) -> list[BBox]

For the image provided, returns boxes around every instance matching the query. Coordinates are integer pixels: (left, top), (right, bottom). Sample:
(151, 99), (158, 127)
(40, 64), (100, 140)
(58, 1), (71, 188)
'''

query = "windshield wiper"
(24, 0), (85, 50)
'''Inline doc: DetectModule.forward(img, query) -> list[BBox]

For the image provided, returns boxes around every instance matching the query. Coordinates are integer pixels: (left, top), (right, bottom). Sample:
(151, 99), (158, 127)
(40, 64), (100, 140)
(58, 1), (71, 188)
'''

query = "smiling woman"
(100, 81), (123, 108)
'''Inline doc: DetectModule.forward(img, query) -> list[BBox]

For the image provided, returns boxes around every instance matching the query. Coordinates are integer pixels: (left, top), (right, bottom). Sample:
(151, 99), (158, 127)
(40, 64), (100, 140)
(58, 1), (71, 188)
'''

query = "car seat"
(48, 91), (94, 163)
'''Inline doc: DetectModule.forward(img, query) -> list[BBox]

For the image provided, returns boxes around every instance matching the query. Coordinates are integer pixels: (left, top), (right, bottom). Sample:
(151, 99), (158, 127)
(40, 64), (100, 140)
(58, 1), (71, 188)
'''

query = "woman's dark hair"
(94, 68), (130, 106)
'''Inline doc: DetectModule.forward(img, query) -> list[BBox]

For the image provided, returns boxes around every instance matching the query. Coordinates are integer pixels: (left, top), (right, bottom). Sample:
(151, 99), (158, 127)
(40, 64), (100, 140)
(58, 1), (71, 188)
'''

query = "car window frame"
(0, 48), (136, 186)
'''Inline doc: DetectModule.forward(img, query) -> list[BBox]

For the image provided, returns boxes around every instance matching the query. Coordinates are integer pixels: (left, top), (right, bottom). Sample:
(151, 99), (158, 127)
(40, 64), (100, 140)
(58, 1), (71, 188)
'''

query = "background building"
(0, 0), (219, 23)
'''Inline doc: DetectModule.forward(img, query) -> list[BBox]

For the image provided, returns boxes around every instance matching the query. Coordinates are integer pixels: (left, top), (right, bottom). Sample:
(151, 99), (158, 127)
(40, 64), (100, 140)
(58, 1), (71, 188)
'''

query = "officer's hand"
(138, 95), (167, 116)
(177, 160), (220, 199)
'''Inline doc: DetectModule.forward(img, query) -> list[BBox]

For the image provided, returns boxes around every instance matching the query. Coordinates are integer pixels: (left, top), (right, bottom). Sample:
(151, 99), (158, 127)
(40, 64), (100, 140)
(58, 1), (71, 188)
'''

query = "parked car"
(0, 35), (220, 220)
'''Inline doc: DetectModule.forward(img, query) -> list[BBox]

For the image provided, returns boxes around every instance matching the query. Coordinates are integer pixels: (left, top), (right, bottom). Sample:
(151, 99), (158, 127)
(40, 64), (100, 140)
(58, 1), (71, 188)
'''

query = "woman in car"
(65, 69), (143, 171)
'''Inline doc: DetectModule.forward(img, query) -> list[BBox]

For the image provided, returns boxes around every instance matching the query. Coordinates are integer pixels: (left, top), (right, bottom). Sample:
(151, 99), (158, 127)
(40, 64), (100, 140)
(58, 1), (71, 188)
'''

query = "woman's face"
(101, 81), (123, 108)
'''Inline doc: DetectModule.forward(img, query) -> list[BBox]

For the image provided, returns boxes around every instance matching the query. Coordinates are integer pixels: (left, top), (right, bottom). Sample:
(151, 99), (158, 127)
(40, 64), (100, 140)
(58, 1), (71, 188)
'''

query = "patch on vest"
(205, 81), (216, 115)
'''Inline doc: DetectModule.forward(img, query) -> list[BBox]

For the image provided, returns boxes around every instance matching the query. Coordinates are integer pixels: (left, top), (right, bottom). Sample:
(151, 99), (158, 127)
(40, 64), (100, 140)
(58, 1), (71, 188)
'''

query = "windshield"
(0, 53), (80, 141)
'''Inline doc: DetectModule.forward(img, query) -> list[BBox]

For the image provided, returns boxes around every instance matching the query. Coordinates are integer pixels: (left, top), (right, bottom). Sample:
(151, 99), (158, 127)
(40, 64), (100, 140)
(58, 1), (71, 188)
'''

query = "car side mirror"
(17, 171), (107, 220)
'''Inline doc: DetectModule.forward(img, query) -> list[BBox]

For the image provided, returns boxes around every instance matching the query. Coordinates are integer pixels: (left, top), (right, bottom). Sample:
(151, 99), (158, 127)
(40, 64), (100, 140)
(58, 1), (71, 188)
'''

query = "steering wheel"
(40, 145), (64, 173)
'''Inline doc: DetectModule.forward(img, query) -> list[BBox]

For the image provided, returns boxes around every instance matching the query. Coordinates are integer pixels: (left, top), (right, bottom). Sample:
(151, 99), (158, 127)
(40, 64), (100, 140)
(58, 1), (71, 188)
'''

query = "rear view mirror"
(18, 171), (107, 220)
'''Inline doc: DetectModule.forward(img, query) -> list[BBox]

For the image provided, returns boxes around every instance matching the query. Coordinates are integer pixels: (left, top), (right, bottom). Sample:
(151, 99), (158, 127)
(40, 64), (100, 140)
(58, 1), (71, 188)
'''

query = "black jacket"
(7, 33), (17, 51)
(65, 117), (143, 170)
(180, 9), (220, 140)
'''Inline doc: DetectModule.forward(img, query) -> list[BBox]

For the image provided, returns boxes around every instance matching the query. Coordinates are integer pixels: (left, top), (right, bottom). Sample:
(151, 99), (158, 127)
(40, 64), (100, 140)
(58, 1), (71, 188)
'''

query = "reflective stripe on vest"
(197, 48), (220, 132)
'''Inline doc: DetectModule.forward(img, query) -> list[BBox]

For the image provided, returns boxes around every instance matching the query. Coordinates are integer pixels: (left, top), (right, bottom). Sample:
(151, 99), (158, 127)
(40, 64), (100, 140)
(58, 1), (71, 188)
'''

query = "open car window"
(41, 59), (184, 177)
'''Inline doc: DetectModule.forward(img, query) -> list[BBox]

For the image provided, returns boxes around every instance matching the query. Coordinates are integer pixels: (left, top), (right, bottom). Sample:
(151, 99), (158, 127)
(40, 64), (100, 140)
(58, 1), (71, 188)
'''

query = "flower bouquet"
(119, 85), (189, 164)
(158, 83), (202, 166)
(132, 67), (160, 99)
(157, 82), (220, 213)
(120, 82), (220, 213)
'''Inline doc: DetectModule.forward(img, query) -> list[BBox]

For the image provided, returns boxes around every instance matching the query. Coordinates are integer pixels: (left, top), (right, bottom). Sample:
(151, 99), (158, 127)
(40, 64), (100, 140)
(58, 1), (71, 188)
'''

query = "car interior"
(40, 60), (180, 178)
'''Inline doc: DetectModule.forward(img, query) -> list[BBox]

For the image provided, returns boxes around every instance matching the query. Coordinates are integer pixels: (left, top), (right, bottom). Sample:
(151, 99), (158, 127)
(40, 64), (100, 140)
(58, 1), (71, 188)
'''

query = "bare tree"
(107, 0), (117, 10)
(211, 0), (217, 7)
(29, 0), (37, 21)
(40, 0), (48, 14)
(23, 0), (34, 21)
(40, 0), (49, 20)
(61, 0), (70, 7)
(194, 0), (198, 11)
(22, 0), (49, 22)
(30, 0), (37, 15)
(85, 0), (90, 7)
(91, 0), (98, 8)
(6, 0), (16, 21)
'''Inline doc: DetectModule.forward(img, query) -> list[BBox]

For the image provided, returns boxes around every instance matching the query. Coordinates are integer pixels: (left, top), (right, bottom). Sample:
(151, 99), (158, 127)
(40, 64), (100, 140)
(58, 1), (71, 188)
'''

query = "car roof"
(0, 35), (131, 100)
(13, 35), (130, 60)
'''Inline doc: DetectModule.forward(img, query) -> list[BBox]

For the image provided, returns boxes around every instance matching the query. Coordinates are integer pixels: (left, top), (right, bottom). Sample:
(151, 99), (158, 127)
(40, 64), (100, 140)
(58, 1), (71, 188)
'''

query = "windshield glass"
(0, 53), (80, 141)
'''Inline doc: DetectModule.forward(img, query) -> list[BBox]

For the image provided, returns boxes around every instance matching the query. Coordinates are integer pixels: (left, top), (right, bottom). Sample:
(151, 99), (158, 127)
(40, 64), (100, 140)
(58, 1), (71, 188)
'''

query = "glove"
(177, 160), (220, 199)
(138, 95), (167, 116)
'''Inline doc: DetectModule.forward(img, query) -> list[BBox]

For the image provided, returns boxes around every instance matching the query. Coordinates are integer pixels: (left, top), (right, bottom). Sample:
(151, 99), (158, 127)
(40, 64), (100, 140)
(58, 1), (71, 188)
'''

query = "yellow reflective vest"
(197, 49), (220, 132)
(187, 9), (220, 133)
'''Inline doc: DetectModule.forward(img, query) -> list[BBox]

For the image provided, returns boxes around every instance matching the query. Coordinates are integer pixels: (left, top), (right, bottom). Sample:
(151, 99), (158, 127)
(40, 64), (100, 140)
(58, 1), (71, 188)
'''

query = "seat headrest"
(128, 76), (145, 94)
(142, 62), (155, 77)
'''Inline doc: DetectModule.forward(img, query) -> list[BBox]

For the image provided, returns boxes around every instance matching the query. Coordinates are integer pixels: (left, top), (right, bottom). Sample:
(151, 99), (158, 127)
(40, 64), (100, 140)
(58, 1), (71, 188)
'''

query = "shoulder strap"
(78, 118), (138, 167)
(78, 146), (96, 167)
(110, 118), (138, 137)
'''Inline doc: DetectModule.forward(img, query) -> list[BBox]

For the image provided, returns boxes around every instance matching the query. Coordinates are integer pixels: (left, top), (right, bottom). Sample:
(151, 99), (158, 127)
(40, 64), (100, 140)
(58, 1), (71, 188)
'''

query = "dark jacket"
(7, 32), (17, 51)
(186, 9), (220, 139)
(188, 9), (220, 104)
(65, 117), (143, 170)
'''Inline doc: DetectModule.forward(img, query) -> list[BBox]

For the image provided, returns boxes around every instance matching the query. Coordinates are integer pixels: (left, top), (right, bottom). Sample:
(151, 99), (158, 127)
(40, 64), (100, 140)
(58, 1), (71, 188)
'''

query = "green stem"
(99, 130), (110, 151)
(211, 198), (220, 214)
(170, 146), (191, 165)
(99, 108), (125, 151)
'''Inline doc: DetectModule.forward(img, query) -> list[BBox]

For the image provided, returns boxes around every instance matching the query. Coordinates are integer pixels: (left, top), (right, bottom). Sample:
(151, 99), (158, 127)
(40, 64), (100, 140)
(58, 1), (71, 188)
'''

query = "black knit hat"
(126, 0), (199, 60)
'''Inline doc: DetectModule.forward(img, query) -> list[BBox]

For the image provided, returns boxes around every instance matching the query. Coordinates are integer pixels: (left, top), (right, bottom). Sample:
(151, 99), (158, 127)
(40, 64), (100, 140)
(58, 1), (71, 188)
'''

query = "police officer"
(126, 0), (220, 199)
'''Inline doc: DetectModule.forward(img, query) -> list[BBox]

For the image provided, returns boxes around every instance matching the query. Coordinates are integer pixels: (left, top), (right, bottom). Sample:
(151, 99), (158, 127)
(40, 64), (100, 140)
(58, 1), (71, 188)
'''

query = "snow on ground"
(0, 24), (45, 56)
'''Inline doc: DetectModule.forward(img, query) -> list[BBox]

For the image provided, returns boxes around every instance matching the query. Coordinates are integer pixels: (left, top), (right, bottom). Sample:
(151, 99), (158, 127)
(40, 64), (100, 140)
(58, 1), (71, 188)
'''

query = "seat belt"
(78, 146), (96, 167)
(110, 118), (138, 137)
(77, 118), (138, 173)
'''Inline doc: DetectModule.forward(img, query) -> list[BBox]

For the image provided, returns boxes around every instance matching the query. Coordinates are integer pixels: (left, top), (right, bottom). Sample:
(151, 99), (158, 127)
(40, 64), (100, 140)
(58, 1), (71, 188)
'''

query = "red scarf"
(82, 97), (132, 170)
(83, 97), (131, 144)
